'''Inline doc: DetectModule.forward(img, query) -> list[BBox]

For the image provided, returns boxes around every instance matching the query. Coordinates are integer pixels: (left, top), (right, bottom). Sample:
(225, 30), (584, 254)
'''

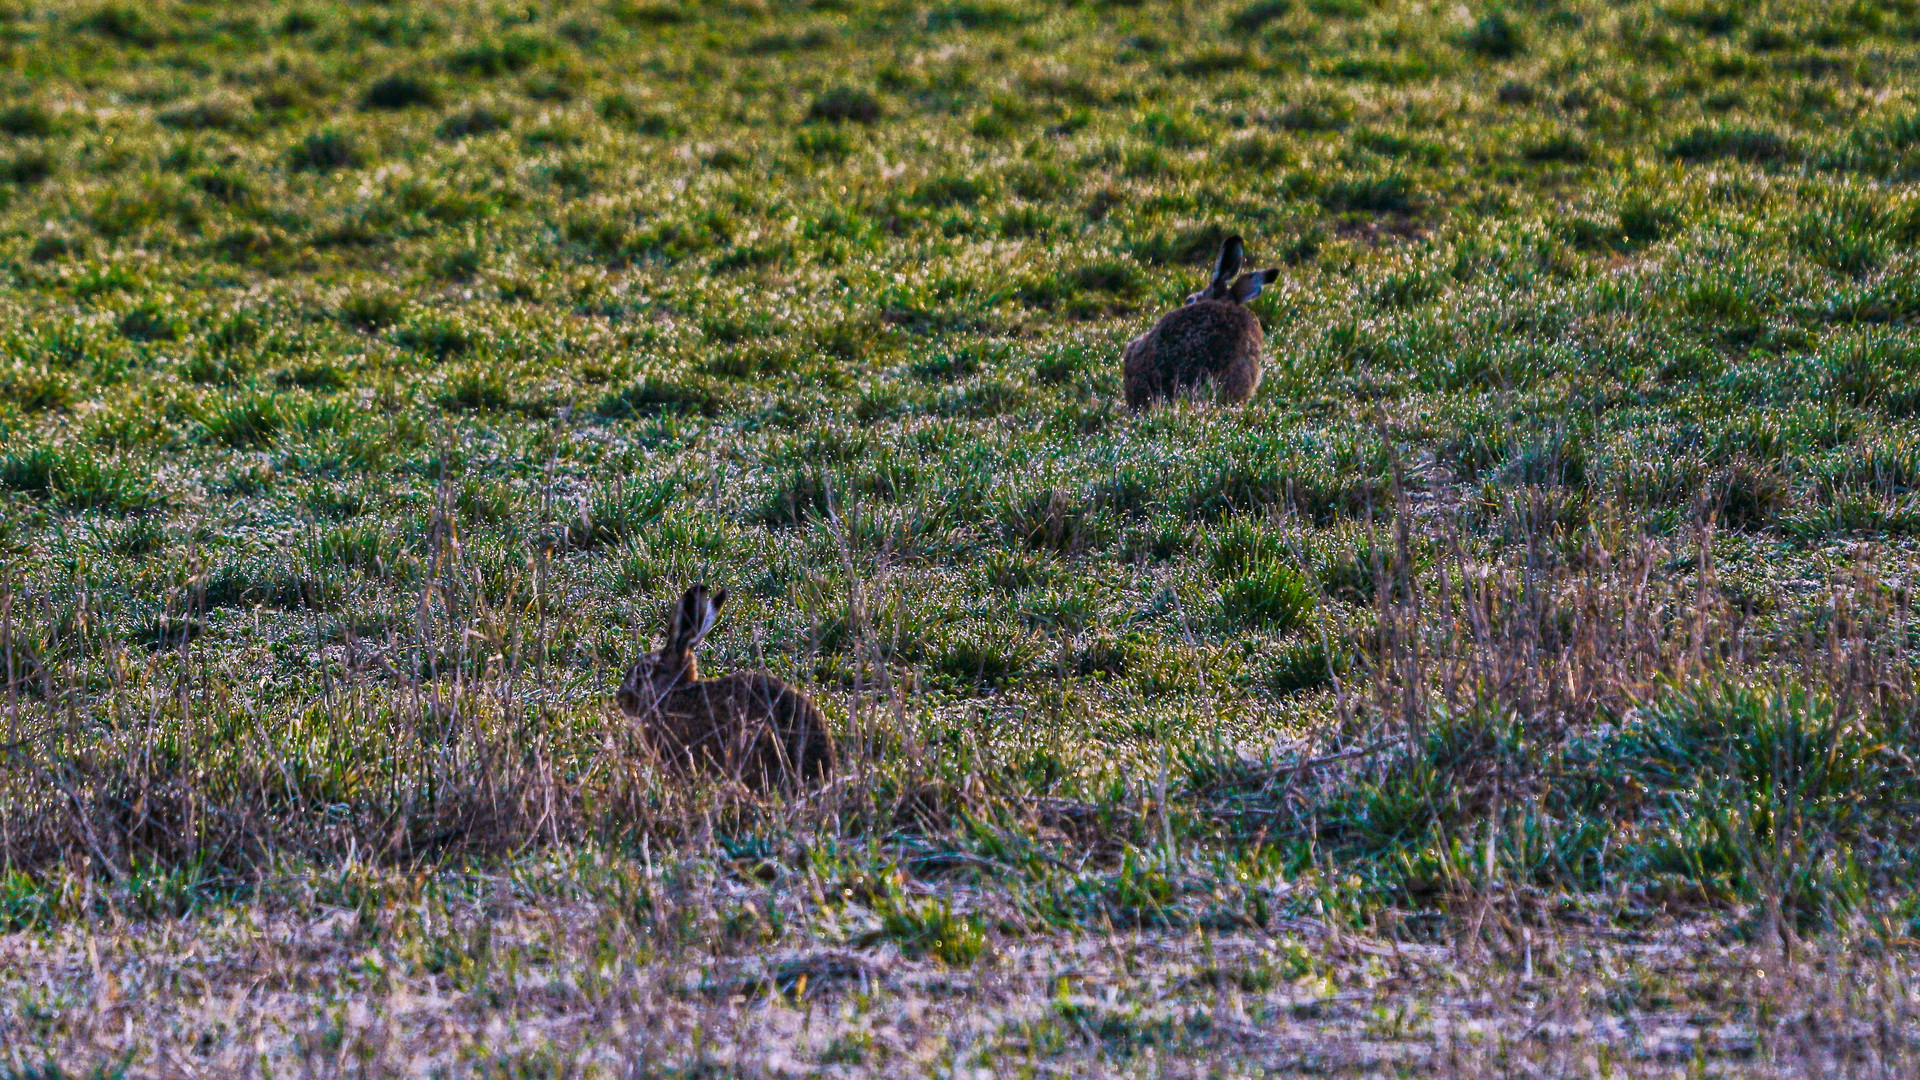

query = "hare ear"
(1208, 235), (1245, 299)
(1231, 268), (1280, 303)
(671, 584), (724, 652)
(695, 587), (725, 646)
(666, 585), (712, 652)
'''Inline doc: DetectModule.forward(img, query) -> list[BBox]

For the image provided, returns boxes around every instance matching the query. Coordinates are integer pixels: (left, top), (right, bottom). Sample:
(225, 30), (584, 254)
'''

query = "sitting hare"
(617, 585), (832, 790)
(1122, 235), (1280, 409)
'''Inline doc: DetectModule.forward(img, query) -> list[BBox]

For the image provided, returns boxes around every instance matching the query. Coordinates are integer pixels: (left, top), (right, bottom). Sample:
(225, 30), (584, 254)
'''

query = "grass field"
(3, 0), (1920, 1073)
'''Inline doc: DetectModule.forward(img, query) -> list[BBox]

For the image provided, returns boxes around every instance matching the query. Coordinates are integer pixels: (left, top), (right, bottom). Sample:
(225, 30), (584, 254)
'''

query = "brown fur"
(630, 671), (832, 790)
(1122, 234), (1277, 410)
(616, 585), (832, 791)
(1122, 300), (1265, 409)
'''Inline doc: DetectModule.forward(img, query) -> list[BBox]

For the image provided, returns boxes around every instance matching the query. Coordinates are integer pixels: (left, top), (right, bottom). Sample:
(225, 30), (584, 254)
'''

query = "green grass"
(3, 0), (1920, 1072)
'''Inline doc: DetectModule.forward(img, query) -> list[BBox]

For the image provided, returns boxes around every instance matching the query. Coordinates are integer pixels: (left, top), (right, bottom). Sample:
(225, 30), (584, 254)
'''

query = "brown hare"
(1122, 235), (1280, 410)
(616, 585), (832, 791)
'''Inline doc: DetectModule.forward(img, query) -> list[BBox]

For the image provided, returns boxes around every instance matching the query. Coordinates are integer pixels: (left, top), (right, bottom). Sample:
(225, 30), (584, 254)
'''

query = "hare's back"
(1151, 301), (1261, 374)
(658, 671), (832, 786)
(674, 671), (823, 727)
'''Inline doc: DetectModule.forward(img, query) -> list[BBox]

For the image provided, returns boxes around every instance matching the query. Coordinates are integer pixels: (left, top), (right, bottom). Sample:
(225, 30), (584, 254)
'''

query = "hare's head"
(617, 584), (725, 714)
(1183, 235), (1280, 306)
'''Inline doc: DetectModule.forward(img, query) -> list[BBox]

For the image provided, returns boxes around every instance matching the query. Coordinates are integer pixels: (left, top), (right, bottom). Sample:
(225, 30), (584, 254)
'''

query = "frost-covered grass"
(3, 0), (1920, 1073)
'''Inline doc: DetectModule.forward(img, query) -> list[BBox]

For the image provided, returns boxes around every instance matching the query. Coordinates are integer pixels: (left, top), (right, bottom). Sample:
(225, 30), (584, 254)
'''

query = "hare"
(617, 585), (832, 791)
(1122, 235), (1280, 409)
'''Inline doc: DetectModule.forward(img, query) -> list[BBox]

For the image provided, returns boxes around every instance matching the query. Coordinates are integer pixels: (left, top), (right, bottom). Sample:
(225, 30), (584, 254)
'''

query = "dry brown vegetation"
(5, 887), (1914, 1076)
(6, 477), (1920, 1074)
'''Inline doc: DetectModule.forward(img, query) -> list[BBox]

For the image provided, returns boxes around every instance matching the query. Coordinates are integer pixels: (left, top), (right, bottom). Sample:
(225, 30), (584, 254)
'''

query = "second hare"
(617, 585), (832, 791)
(1122, 235), (1279, 409)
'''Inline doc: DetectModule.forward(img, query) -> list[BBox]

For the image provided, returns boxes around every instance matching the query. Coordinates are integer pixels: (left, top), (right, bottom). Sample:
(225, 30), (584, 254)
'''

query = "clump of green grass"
(361, 72), (440, 110)
(807, 86), (882, 124)
(571, 476), (677, 548)
(0, 442), (160, 512)
(0, 102), (58, 137)
(597, 375), (735, 418)
(1457, 11), (1526, 57)
(1668, 123), (1800, 165)
(866, 892), (990, 965)
(1220, 560), (1315, 629)
(289, 129), (367, 172)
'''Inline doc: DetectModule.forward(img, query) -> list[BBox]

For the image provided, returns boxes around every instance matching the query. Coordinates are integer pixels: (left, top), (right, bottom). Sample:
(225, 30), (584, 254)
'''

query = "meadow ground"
(2, 0), (1920, 1074)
